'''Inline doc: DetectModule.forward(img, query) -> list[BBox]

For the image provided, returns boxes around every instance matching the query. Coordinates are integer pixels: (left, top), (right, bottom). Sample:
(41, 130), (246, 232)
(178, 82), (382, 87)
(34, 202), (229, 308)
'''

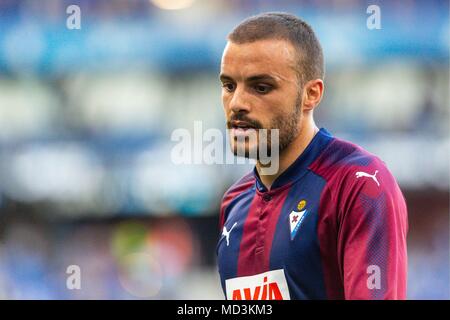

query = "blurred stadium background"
(0, 0), (448, 299)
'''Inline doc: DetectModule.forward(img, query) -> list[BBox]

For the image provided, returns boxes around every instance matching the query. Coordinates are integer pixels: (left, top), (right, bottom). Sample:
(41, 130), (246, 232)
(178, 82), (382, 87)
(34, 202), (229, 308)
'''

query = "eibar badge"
(289, 200), (307, 240)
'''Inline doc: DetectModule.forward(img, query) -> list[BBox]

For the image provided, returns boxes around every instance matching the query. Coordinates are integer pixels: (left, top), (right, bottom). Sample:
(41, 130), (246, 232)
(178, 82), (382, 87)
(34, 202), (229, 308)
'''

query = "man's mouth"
(230, 120), (256, 131)
(229, 120), (258, 139)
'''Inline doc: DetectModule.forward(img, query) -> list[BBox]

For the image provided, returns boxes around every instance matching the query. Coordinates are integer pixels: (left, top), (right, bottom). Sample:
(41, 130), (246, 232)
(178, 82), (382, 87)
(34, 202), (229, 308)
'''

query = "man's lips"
(230, 120), (256, 130)
(229, 121), (259, 139)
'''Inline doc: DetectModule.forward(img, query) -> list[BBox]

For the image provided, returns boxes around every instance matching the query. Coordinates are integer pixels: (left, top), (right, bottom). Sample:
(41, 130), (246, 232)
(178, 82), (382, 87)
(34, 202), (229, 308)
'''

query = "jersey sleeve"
(337, 163), (408, 299)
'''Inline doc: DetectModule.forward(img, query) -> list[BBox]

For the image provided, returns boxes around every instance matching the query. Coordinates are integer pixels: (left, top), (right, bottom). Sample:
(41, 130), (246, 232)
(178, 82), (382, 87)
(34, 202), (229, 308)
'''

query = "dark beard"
(228, 93), (302, 159)
(266, 93), (302, 156)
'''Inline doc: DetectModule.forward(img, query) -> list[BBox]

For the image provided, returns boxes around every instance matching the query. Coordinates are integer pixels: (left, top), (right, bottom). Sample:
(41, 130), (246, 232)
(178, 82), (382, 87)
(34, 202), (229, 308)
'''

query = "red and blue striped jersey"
(217, 128), (408, 300)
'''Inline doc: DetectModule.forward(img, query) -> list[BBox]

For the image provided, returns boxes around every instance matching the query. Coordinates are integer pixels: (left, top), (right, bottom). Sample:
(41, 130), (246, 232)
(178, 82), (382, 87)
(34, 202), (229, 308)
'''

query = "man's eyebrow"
(246, 74), (277, 82)
(219, 74), (233, 82)
(219, 74), (278, 82)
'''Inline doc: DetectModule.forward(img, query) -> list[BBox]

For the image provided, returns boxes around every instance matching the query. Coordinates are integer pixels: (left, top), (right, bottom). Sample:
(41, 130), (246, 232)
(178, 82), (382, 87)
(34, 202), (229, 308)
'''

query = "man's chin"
(231, 143), (259, 159)
(229, 127), (259, 139)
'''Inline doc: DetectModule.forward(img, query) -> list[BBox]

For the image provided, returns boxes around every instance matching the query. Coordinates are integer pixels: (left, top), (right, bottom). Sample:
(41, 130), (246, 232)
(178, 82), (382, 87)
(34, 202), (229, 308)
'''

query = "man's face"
(220, 39), (303, 158)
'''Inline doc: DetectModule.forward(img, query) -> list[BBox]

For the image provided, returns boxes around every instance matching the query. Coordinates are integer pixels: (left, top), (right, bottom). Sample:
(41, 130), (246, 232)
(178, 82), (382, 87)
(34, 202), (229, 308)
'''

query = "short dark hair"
(227, 12), (324, 83)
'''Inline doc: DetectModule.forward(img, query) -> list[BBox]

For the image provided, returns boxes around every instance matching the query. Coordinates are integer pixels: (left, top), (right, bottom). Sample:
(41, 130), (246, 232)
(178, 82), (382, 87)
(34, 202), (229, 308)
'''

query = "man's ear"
(302, 79), (324, 111)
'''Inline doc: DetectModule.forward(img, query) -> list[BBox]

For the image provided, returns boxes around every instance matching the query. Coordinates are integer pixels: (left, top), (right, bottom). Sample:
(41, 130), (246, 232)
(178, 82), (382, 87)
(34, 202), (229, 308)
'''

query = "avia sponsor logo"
(225, 269), (290, 300)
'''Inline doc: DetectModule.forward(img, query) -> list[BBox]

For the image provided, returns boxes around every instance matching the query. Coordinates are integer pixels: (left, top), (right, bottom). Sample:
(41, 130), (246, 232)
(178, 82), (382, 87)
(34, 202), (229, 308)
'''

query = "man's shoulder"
(309, 136), (405, 220)
(219, 171), (255, 228)
(310, 136), (387, 179)
(309, 136), (401, 199)
(221, 171), (255, 204)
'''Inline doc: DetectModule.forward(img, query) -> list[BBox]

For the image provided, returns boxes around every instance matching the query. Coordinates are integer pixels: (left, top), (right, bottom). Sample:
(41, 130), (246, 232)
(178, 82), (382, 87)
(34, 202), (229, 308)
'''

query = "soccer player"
(216, 13), (408, 300)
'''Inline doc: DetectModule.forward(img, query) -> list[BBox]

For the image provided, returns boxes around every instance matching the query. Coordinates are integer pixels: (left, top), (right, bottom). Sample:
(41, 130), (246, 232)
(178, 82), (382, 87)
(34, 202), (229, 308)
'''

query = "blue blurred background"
(0, 0), (448, 299)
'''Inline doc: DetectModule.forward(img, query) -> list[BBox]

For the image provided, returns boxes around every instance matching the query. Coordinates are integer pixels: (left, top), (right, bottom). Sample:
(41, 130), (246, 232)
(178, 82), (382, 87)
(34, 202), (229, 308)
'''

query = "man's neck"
(256, 121), (319, 190)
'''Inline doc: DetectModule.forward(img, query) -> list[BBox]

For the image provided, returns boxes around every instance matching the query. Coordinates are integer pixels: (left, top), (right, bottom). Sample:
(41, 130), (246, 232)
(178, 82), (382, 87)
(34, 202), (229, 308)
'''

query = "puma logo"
(222, 222), (237, 246)
(355, 170), (380, 187)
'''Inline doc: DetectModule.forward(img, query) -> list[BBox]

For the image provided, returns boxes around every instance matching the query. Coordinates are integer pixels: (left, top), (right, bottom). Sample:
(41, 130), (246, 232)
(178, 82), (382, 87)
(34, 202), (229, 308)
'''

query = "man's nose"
(229, 86), (251, 114)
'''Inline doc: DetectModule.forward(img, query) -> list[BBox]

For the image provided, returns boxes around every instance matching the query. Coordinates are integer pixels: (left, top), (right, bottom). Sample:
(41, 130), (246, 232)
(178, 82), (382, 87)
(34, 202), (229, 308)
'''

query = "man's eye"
(254, 84), (272, 94)
(222, 82), (236, 92)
